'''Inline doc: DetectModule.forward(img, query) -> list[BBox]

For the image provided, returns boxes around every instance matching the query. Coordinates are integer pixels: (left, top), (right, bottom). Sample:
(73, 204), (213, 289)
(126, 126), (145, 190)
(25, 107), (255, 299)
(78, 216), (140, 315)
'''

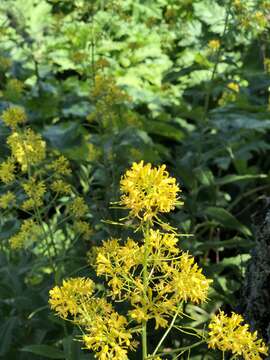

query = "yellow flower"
(0, 56), (11, 70)
(264, 58), (270, 73)
(4, 79), (24, 100)
(83, 311), (135, 360)
(208, 39), (221, 51)
(208, 311), (268, 359)
(149, 229), (179, 254)
(0, 191), (16, 209)
(253, 11), (267, 29)
(49, 277), (95, 319)
(96, 230), (211, 329)
(69, 196), (88, 218)
(73, 220), (93, 240)
(227, 82), (239, 93)
(48, 155), (71, 177)
(120, 161), (182, 222)
(22, 178), (46, 210)
(7, 129), (46, 171)
(0, 157), (15, 183)
(233, 0), (245, 11)
(2, 106), (27, 128)
(91, 74), (129, 103)
(172, 252), (212, 304)
(9, 219), (41, 249)
(94, 57), (110, 71)
(50, 179), (72, 194)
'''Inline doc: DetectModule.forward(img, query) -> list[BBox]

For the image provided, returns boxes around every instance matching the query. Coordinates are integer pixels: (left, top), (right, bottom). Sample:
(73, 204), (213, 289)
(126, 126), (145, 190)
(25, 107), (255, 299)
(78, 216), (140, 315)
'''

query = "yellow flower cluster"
(219, 82), (240, 106)
(2, 106), (27, 128)
(0, 157), (15, 183)
(227, 82), (239, 93)
(47, 155), (71, 177)
(22, 178), (46, 210)
(253, 11), (267, 29)
(49, 278), (136, 359)
(48, 162), (219, 359)
(0, 191), (16, 209)
(93, 57), (110, 71)
(120, 161), (182, 223)
(4, 79), (24, 100)
(7, 129), (46, 171)
(208, 311), (268, 359)
(49, 277), (95, 319)
(0, 56), (11, 70)
(233, 1), (268, 33)
(96, 230), (212, 329)
(87, 74), (131, 129)
(264, 58), (270, 73)
(73, 220), (93, 240)
(9, 219), (41, 249)
(50, 179), (72, 194)
(83, 311), (136, 360)
(208, 39), (221, 51)
(91, 74), (129, 103)
(69, 196), (88, 218)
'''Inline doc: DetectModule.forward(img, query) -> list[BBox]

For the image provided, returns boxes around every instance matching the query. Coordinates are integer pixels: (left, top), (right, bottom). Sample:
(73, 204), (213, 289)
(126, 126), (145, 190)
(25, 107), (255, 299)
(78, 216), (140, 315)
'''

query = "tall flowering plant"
(49, 161), (268, 360)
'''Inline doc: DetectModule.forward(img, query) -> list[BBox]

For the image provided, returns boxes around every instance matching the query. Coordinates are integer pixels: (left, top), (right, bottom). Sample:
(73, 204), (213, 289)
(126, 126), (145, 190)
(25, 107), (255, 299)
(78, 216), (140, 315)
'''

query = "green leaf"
(197, 237), (252, 251)
(205, 207), (251, 236)
(21, 345), (65, 359)
(215, 173), (267, 185)
(0, 220), (20, 241)
(144, 120), (185, 141)
(193, 0), (225, 32)
(42, 122), (88, 160)
(0, 317), (18, 356)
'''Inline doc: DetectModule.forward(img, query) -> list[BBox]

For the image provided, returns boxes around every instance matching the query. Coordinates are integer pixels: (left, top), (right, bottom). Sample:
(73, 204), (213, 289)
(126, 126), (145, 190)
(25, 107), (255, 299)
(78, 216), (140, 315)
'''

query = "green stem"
(142, 221), (150, 360)
(147, 339), (205, 359)
(152, 303), (182, 357)
(23, 136), (57, 276)
(203, 0), (232, 120)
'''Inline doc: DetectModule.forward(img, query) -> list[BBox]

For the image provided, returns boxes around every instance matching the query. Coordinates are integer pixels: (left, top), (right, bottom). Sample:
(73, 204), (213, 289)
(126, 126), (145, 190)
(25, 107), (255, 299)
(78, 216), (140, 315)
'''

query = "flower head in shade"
(0, 191), (16, 209)
(0, 157), (16, 183)
(2, 106), (27, 128)
(7, 129), (46, 171)
(9, 219), (41, 250)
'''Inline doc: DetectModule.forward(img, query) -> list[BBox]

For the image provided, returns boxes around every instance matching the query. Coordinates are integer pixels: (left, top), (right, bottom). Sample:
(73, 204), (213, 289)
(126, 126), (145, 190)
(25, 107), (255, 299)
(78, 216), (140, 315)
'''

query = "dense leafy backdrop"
(0, 0), (270, 359)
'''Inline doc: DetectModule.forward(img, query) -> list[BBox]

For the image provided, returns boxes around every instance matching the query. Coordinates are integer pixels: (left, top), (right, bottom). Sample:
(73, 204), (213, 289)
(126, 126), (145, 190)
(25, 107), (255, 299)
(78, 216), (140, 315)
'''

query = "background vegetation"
(0, 0), (270, 359)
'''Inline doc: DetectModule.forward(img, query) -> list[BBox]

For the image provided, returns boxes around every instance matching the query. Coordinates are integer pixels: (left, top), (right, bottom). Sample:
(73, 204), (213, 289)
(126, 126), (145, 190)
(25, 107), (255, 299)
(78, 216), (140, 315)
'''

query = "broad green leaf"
(21, 345), (65, 359)
(205, 207), (251, 236)
(42, 122), (88, 160)
(193, 0), (226, 32)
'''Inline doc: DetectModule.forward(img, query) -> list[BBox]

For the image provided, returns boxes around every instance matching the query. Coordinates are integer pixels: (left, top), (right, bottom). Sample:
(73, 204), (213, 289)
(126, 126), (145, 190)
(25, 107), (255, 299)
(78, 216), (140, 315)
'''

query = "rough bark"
(241, 201), (270, 347)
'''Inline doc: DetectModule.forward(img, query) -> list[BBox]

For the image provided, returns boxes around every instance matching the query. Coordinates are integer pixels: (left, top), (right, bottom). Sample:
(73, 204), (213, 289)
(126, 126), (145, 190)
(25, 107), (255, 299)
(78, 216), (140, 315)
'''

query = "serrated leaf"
(193, 0), (225, 32)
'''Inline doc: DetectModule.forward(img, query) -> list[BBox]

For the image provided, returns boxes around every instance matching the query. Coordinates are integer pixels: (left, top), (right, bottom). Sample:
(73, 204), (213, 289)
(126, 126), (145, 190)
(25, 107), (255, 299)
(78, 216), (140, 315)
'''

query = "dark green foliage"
(0, 0), (270, 358)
